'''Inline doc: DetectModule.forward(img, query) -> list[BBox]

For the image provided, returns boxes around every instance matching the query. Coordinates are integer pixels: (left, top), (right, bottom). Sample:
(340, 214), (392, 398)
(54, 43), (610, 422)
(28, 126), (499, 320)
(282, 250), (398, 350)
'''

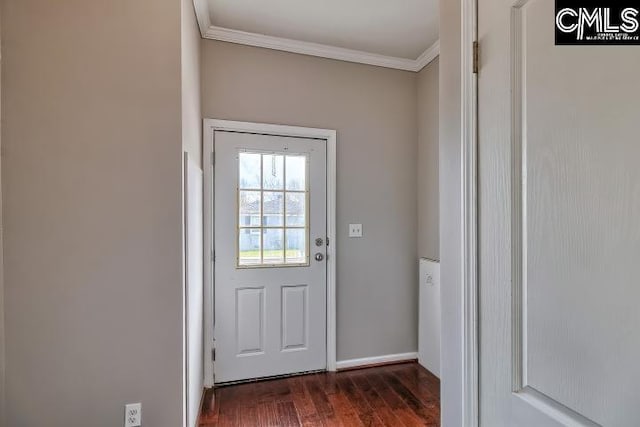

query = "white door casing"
(203, 120), (337, 386)
(478, 0), (640, 426)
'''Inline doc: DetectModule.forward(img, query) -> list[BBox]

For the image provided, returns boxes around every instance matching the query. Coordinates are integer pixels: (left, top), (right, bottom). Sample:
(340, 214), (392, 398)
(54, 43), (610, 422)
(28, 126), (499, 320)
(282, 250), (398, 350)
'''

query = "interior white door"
(214, 131), (327, 383)
(479, 1), (640, 426)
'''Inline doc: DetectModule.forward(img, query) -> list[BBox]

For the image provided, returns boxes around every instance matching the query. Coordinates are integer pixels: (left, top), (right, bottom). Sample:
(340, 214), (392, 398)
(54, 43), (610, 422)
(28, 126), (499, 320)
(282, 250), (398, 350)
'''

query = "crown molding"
(415, 40), (440, 70)
(193, 0), (212, 37)
(193, 0), (439, 72)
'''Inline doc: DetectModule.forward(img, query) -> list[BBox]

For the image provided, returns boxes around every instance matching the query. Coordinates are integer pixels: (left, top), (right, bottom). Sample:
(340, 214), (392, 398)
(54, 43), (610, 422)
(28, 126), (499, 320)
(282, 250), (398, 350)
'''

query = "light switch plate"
(125, 403), (142, 427)
(349, 223), (363, 238)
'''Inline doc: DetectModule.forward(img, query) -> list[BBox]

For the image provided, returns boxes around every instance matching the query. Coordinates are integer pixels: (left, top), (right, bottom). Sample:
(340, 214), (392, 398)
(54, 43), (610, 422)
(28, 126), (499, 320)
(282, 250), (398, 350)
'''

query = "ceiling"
(194, 0), (440, 72)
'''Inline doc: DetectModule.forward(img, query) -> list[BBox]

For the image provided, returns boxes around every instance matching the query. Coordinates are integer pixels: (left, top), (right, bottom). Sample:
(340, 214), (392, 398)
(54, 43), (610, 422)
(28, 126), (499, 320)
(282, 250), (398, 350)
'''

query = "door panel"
(281, 285), (308, 350)
(214, 131), (327, 383)
(236, 287), (265, 355)
(479, 0), (640, 425)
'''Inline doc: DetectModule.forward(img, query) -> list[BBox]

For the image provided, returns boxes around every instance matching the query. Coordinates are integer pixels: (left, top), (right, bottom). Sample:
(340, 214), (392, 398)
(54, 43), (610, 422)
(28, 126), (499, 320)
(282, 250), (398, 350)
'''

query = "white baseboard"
(336, 352), (418, 370)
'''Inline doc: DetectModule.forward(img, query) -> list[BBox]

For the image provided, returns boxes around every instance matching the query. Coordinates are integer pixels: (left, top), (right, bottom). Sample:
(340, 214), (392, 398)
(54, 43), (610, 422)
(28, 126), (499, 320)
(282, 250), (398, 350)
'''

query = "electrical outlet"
(125, 403), (141, 427)
(349, 223), (363, 238)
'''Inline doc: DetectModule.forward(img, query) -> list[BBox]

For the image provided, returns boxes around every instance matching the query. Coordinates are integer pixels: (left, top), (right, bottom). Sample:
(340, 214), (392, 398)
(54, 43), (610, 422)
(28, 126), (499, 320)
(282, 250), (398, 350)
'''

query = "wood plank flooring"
(198, 362), (440, 426)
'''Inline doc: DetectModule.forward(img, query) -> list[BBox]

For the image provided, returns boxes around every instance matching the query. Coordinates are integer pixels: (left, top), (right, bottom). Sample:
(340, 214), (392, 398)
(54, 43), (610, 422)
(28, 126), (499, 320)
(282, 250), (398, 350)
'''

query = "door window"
(237, 152), (309, 267)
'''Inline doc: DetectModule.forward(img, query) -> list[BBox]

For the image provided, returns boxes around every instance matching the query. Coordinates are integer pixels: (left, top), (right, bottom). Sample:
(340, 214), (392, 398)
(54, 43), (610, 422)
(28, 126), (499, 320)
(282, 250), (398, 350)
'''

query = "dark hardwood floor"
(198, 362), (440, 426)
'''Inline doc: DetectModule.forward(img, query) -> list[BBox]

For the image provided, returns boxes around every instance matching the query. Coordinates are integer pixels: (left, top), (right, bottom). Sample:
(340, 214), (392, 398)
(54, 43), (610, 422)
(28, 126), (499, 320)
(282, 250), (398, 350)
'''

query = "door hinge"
(212, 348), (216, 361)
(211, 151), (215, 166)
(473, 41), (479, 74)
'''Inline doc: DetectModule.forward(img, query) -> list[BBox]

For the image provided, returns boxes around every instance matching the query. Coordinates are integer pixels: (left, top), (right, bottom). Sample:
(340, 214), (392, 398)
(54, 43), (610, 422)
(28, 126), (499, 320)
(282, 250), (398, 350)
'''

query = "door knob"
(314, 253), (324, 262)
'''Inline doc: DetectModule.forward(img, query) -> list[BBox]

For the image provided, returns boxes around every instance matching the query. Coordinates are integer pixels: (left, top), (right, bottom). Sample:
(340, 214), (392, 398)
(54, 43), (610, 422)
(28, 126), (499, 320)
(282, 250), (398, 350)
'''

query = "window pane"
(236, 152), (311, 268)
(239, 153), (261, 189)
(263, 154), (284, 190)
(239, 191), (261, 227)
(286, 229), (307, 264)
(286, 156), (306, 191)
(263, 192), (284, 226)
(263, 228), (284, 264)
(239, 228), (261, 266)
(286, 193), (306, 227)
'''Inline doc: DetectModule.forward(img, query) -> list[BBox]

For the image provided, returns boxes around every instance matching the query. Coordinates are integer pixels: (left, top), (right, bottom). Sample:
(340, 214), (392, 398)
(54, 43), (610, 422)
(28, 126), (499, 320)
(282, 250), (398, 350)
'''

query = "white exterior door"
(479, 1), (640, 426)
(213, 130), (327, 383)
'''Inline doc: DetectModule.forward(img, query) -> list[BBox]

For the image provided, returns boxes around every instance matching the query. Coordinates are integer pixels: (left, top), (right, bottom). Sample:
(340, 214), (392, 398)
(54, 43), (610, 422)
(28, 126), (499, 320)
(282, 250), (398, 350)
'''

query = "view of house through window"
(238, 151), (309, 266)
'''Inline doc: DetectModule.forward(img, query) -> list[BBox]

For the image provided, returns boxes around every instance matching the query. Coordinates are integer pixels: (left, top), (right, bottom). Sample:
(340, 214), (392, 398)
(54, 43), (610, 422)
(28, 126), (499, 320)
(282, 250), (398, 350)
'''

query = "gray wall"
(182, 0), (202, 167)
(201, 40), (419, 361)
(0, 11), (4, 427)
(2, 0), (185, 426)
(440, 0), (464, 425)
(417, 58), (440, 261)
(181, 0), (203, 425)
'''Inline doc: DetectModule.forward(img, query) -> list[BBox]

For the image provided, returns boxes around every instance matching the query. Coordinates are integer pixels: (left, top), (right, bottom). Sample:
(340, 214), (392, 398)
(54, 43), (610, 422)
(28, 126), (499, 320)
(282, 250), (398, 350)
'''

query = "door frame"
(203, 118), (337, 387)
(462, 0), (479, 425)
